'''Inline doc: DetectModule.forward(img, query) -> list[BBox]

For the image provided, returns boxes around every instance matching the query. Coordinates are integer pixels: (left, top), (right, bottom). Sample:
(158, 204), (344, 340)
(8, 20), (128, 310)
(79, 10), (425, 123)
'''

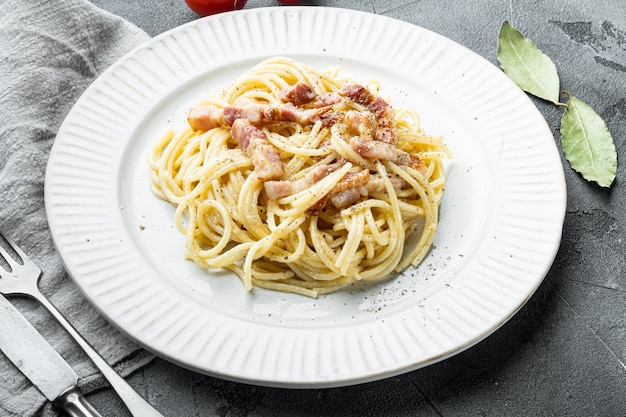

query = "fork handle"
(54, 386), (103, 417)
(32, 292), (165, 417)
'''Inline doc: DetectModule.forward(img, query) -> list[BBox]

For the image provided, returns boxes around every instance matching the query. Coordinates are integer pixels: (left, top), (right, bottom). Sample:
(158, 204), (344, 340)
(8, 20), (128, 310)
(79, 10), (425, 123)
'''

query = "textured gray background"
(86, 1), (626, 416)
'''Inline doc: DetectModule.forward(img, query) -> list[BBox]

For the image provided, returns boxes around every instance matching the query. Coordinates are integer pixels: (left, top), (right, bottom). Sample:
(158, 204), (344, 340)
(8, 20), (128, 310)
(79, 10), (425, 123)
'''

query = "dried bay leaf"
(561, 93), (617, 187)
(496, 20), (617, 188)
(497, 21), (561, 104)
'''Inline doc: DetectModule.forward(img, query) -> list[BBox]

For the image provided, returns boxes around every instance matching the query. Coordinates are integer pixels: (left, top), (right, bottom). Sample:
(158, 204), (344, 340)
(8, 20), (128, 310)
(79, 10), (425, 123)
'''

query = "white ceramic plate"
(45, 7), (566, 387)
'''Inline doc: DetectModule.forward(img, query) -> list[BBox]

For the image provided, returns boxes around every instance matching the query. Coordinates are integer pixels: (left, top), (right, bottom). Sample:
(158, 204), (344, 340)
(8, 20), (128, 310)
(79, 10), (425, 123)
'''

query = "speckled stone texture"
(86, 1), (626, 416)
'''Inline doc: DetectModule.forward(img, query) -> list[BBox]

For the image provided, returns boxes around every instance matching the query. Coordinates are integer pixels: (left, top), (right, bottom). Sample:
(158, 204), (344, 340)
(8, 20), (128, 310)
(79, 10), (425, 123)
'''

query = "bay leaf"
(561, 93), (617, 187)
(497, 21), (561, 104)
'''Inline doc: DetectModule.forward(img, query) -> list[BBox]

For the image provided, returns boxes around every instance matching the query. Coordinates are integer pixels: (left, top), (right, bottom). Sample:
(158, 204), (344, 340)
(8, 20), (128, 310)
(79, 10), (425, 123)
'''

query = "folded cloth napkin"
(0, 0), (152, 415)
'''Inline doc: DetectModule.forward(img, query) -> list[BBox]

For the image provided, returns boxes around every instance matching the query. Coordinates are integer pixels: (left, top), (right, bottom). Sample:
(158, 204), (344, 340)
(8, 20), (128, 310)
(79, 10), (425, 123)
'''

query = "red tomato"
(184, 0), (248, 16)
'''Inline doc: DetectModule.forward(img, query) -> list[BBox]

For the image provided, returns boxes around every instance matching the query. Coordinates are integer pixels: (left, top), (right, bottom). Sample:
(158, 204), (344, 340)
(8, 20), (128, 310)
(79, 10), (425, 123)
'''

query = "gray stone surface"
(86, 1), (626, 416)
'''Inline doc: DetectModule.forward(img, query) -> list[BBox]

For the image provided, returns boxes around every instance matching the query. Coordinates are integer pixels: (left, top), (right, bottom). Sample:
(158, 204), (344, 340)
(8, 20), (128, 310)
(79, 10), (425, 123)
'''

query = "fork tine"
(0, 245), (19, 273)
(0, 230), (25, 270)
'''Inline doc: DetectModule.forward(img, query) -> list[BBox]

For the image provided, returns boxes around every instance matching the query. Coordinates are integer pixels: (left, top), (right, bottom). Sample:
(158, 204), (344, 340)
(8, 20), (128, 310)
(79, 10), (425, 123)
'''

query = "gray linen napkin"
(0, 0), (152, 415)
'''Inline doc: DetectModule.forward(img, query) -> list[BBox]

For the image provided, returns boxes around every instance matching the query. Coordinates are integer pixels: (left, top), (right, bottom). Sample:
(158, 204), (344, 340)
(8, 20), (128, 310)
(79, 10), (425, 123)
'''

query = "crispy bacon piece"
(339, 84), (397, 144)
(264, 180), (294, 200)
(409, 154), (427, 174)
(263, 160), (346, 200)
(304, 91), (343, 109)
(307, 195), (330, 216)
(349, 136), (413, 166)
(365, 173), (410, 193)
(263, 105), (326, 124)
(279, 83), (317, 106)
(368, 97), (396, 143)
(339, 84), (373, 106)
(230, 119), (284, 181)
(344, 110), (377, 138)
(326, 170), (370, 209)
(368, 96), (391, 119)
(329, 189), (361, 210)
(328, 172), (411, 210)
(187, 105), (224, 131)
(223, 99), (264, 125)
(319, 92), (343, 106)
(280, 84), (343, 120)
(374, 122), (396, 144)
(307, 166), (367, 213)
(339, 85), (394, 119)
(331, 170), (370, 194)
(319, 111), (344, 128)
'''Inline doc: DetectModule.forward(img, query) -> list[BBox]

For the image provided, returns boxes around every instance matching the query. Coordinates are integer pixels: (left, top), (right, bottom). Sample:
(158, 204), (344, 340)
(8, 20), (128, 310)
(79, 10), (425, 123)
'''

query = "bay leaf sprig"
(497, 20), (617, 188)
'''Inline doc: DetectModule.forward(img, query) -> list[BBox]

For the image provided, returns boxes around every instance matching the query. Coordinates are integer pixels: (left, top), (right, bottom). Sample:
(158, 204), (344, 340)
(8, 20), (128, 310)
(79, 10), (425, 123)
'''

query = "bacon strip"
(339, 84), (397, 144)
(349, 136), (427, 174)
(279, 83), (317, 106)
(280, 83), (343, 109)
(305, 164), (360, 214)
(318, 111), (344, 128)
(344, 110), (377, 138)
(331, 170), (370, 194)
(223, 99), (264, 125)
(307, 195), (330, 216)
(264, 160), (346, 200)
(319, 92), (343, 106)
(349, 136), (413, 166)
(326, 170), (370, 210)
(188, 98), (333, 132)
(264, 180), (294, 200)
(187, 105), (224, 131)
(339, 84), (373, 106)
(328, 172), (412, 210)
(329, 189), (361, 209)
(230, 119), (284, 181)
(263, 105), (331, 125)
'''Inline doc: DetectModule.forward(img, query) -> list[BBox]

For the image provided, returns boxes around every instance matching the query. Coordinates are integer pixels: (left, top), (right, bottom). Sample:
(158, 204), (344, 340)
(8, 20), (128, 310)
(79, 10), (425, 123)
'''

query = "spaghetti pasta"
(149, 57), (451, 297)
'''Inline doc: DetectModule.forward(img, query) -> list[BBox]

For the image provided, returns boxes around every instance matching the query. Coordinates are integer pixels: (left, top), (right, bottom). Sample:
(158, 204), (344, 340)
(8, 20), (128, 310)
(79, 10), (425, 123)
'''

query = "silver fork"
(0, 230), (165, 417)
